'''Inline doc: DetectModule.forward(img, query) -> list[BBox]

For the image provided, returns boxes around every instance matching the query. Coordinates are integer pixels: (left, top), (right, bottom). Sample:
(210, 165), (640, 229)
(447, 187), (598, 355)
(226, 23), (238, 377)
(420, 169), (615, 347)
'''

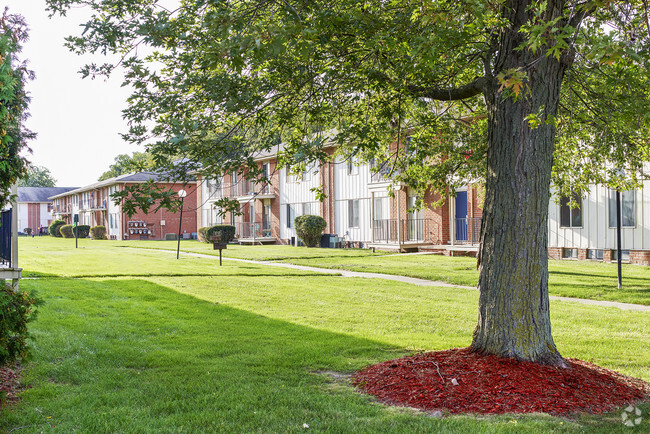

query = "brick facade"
(121, 183), (197, 241)
(629, 250), (650, 266)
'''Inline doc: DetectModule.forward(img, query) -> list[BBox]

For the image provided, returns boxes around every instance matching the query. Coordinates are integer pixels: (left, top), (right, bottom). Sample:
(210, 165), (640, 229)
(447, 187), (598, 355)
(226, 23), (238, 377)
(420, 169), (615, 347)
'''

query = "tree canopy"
(46, 0), (650, 365)
(17, 164), (57, 187)
(0, 9), (34, 209)
(98, 151), (155, 181)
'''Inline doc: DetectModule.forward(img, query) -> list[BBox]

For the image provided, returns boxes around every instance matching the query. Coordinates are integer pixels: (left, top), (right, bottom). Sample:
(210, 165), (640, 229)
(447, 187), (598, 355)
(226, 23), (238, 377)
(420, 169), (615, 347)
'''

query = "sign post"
(74, 214), (79, 249)
(176, 190), (187, 260)
(210, 234), (227, 266)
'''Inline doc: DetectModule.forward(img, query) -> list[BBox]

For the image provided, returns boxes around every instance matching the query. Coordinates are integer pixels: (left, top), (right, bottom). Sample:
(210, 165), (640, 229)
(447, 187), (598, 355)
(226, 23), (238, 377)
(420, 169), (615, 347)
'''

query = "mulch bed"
(353, 347), (650, 415)
(0, 364), (24, 410)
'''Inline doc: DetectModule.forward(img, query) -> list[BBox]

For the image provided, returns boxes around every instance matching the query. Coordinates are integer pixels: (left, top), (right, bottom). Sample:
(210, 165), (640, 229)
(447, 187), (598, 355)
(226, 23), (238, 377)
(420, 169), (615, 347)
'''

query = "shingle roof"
(48, 171), (196, 200)
(17, 187), (78, 203)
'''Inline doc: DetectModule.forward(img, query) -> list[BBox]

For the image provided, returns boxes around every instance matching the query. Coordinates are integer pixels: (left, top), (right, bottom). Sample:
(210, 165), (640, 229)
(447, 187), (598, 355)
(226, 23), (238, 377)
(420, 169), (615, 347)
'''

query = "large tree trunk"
(471, 0), (569, 367)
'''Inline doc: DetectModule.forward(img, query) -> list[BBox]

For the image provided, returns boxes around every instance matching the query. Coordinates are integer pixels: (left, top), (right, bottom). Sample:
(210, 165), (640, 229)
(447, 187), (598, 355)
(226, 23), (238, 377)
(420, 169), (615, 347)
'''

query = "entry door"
(407, 195), (423, 241)
(455, 191), (468, 242)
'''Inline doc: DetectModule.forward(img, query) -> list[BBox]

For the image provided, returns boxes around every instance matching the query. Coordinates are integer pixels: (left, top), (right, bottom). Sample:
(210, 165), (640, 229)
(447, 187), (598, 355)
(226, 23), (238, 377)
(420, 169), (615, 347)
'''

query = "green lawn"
(76, 236), (650, 305)
(2, 237), (648, 432)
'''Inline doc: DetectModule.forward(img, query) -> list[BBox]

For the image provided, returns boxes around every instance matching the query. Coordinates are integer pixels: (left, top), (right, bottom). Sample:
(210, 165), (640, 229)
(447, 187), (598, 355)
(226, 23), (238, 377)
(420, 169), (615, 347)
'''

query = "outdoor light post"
(616, 189), (622, 289)
(176, 189), (187, 260)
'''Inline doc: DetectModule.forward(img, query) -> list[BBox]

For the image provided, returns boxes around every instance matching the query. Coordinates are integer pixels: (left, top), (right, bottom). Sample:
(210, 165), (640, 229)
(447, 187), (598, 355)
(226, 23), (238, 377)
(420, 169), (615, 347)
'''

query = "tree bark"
(471, 0), (569, 367)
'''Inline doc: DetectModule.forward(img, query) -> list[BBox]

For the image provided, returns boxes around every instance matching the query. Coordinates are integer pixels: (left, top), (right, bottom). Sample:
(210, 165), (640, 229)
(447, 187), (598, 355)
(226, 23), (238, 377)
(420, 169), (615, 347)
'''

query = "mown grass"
(59, 236), (650, 306)
(2, 238), (648, 432)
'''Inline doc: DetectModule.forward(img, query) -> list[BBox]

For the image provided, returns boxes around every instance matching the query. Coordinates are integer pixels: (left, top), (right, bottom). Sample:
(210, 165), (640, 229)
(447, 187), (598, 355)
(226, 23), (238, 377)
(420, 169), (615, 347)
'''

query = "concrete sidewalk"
(149, 248), (650, 313)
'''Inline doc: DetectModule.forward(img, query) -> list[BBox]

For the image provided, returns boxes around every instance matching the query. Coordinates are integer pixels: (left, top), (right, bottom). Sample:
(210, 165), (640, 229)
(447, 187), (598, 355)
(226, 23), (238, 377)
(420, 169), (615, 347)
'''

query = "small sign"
(213, 243), (227, 250)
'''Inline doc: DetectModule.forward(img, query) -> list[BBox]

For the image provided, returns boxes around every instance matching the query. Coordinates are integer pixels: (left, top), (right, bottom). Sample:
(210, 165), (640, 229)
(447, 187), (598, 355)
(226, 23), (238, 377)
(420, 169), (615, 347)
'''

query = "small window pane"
(560, 193), (582, 228)
(609, 189), (635, 228)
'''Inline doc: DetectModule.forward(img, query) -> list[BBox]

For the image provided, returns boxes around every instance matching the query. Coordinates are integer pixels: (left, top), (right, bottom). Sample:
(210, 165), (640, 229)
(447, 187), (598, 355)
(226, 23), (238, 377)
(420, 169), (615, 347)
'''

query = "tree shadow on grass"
(2, 278), (638, 433)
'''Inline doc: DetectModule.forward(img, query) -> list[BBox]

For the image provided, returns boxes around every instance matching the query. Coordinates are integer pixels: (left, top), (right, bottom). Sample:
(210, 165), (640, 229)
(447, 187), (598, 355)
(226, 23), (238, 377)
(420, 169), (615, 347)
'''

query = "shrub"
(197, 227), (209, 243)
(294, 215), (327, 247)
(198, 225), (235, 243)
(23, 228), (32, 235)
(59, 224), (74, 238)
(0, 280), (42, 366)
(90, 225), (107, 240)
(48, 219), (66, 237)
(73, 225), (91, 238)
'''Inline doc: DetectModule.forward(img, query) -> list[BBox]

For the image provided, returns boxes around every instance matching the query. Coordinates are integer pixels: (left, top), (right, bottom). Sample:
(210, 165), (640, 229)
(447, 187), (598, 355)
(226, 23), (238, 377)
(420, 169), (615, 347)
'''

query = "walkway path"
(141, 248), (650, 312)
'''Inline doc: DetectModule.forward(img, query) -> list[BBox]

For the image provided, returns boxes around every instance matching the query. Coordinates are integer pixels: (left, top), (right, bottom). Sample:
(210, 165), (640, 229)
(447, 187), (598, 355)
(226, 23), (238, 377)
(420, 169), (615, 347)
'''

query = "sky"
(5, 0), (141, 187)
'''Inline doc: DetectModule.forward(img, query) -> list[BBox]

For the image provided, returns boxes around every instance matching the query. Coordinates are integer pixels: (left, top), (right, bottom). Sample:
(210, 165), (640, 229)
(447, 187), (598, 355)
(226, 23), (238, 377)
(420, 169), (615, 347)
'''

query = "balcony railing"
(372, 218), (443, 244)
(235, 221), (273, 239)
(233, 180), (272, 197)
(54, 204), (73, 214)
(455, 217), (481, 245)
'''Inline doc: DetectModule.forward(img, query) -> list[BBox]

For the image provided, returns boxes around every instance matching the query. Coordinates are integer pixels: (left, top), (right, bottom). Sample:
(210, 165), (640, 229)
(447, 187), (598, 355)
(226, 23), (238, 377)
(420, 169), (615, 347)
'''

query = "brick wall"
(121, 183), (197, 240)
(548, 247), (562, 260)
(422, 189), (446, 244)
(630, 250), (650, 266)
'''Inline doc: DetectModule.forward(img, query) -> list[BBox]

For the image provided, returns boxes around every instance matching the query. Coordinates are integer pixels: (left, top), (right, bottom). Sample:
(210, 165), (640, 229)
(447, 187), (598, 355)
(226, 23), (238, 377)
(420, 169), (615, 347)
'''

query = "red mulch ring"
(353, 348), (650, 415)
(0, 364), (24, 410)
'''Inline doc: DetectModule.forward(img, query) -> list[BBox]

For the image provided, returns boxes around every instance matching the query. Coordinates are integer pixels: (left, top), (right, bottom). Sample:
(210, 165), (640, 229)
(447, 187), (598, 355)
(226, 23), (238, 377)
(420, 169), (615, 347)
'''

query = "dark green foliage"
(294, 215), (327, 248)
(0, 12), (34, 209)
(0, 281), (41, 366)
(197, 227), (209, 243)
(48, 220), (65, 237)
(73, 225), (91, 238)
(16, 165), (57, 187)
(59, 225), (74, 238)
(198, 225), (235, 243)
(98, 152), (154, 181)
(90, 225), (107, 240)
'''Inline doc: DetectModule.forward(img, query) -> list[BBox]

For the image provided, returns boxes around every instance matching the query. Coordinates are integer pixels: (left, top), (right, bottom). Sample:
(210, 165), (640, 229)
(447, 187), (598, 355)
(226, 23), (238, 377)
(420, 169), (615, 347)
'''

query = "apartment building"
(50, 172), (197, 240)
(16, 187), (78, 233)
(548, 181), (650, 266)
(196, 146), (482, 253)
(196, 143), (650, 265)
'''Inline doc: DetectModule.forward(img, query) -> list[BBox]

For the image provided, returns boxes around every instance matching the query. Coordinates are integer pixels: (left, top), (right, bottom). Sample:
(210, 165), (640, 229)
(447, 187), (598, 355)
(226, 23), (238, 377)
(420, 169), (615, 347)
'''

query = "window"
(262, 200), (271, 230)
(587, 249), (603, 260)
(562, 248), (577, 259)
(231, 172), (238, 197)
(374, 197), (384, 221)
(302, 202), (312, 216)
(348, 199), (359, 227)
(261, 163), (271, 194)
(347, 156), (359, 175)
(612, 249), (630, 262)
(286, 204), (296, 228)
(608, 189), (635, 228)
(207, 178), (221, 197)
(285, 166), (294, 183)
(560, 193), (582, 228)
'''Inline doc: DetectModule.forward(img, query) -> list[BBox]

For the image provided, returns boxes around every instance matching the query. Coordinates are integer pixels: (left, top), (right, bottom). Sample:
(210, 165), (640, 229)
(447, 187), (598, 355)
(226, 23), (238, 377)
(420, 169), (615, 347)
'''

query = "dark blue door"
(455, 191), (468, 242)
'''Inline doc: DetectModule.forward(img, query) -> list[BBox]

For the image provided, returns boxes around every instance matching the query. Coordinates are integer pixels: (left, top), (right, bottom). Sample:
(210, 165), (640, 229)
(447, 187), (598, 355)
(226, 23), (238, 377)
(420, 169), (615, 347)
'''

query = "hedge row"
(48, 222), (106, 240)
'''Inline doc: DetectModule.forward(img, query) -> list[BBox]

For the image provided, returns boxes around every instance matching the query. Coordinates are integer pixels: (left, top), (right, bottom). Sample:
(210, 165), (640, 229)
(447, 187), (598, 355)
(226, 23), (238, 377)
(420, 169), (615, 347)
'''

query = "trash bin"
(320, 234), (334, 248)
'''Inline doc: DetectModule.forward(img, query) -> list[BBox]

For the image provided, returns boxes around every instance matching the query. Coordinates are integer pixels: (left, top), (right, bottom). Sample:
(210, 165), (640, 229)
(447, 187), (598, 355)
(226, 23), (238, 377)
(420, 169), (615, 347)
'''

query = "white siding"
(548, 181), (649, 251)
(279, 165), (321, 240)
(333, 158), (372, 243)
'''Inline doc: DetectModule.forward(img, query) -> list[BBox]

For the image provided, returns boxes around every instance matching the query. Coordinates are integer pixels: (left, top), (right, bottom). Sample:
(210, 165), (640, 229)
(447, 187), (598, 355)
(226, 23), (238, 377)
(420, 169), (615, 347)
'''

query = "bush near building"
(48, 220), (66, 237)
(90, 226), (107, 240)
(294, 215), (327, 248)
(198, 225), (235, 243)
(59, 225), (74, 238)
(0, 281), (42, 367)
(73, 225), (91, 238)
